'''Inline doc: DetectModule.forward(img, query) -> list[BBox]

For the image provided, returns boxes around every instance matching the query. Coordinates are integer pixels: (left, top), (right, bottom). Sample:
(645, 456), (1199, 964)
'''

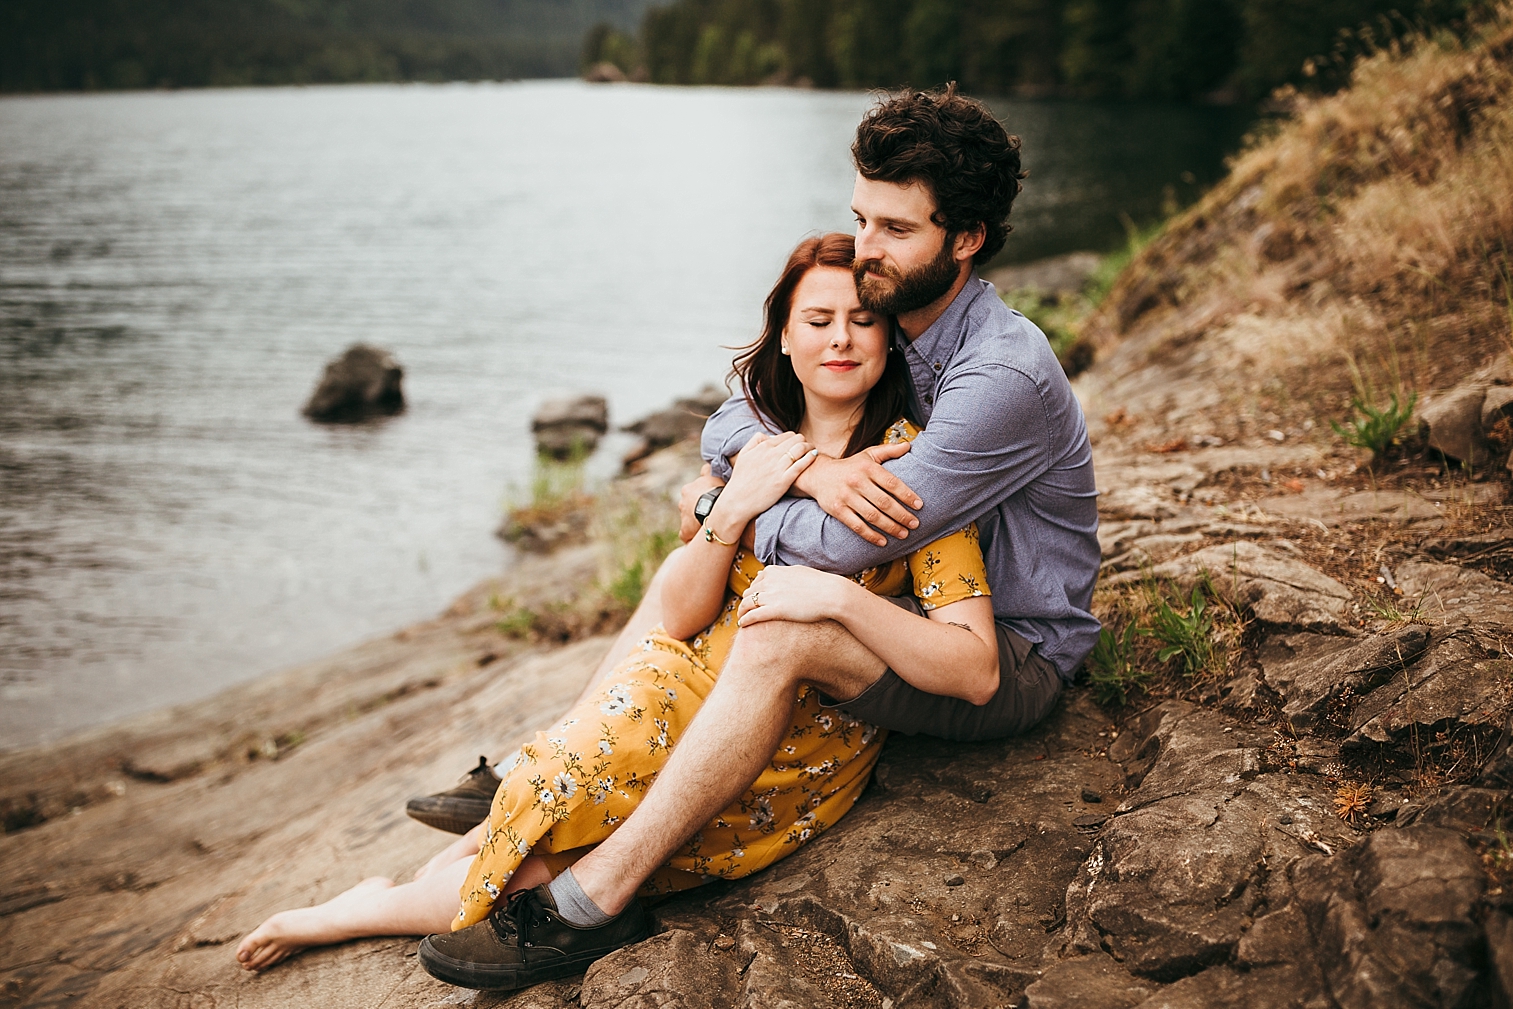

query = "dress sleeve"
(907, 522), (991, 610)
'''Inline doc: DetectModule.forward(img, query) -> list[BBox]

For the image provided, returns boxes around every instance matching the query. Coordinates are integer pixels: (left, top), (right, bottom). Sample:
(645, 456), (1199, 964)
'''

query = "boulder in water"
(532, 394), (609, 459)
(583, 62), (628, 83)
(302, 345), (404, 423)
(621, 384), (730, 469)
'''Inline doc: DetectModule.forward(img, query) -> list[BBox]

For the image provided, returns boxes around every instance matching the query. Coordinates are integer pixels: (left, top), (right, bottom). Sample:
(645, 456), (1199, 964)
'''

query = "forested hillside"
(586, 0), (1487, 100)
(1, 0), (649, 91)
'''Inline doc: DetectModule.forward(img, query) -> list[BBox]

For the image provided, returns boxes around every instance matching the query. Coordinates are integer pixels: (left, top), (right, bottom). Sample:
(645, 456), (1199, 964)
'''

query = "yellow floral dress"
(455, 420), (990, 929)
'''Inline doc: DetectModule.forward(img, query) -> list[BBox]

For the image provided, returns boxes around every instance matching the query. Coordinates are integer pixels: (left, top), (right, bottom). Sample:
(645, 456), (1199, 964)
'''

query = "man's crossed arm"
(694, 368), (1050, 570)
(676, 443), (918, 547)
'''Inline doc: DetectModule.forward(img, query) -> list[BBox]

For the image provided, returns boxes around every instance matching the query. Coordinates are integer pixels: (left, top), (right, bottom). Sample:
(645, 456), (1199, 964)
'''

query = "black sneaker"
(418, 884), (650, 990)
(405, 756), (499, 834)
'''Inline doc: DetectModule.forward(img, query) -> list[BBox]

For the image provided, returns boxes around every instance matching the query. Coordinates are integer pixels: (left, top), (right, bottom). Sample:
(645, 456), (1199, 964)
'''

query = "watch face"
(695, 488), (721, 521)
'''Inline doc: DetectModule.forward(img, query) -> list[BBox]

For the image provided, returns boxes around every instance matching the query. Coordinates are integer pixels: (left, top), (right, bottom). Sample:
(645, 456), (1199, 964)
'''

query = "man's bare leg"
(569, 547), (680, 706)
(568, 618), (886, 916)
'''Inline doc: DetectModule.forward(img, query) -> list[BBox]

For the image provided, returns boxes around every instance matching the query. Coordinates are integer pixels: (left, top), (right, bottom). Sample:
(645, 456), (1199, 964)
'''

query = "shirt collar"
(892, 272), (987, 365)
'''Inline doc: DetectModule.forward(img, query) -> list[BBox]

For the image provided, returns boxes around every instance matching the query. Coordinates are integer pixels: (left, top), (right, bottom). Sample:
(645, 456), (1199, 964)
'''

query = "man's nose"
(854, 221), (882, 261)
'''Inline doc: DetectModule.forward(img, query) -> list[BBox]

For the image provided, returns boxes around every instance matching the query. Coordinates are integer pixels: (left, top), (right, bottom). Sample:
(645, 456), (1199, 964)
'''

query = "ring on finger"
(751, 591), (761, 607)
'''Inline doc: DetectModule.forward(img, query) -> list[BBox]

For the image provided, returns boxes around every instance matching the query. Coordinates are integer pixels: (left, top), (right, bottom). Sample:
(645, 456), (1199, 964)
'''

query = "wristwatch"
(693, 486), (724, 524)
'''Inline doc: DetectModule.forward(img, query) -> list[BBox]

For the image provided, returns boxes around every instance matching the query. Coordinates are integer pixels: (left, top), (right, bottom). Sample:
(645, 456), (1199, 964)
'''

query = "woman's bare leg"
(236, 852), (554, 972)
(414, 822), (484, 880)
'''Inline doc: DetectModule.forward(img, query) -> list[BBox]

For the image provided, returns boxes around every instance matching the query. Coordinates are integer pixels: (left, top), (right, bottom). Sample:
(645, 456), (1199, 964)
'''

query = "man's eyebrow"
(854, 209), (920, 230)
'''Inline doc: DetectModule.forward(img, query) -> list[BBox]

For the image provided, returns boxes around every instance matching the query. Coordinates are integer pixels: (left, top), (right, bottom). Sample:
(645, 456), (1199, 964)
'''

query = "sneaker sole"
(405, 797), (493, 835)
(417, 936), (635, 990)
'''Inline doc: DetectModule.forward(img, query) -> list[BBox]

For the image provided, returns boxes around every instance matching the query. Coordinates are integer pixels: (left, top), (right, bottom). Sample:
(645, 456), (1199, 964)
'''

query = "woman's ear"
(779, 324), (791, 356)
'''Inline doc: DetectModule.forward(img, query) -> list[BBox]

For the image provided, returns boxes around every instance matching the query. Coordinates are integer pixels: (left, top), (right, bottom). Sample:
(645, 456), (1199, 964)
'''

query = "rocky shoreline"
(3, 367), (1510, 1007)
(6, 23), (1513, 998)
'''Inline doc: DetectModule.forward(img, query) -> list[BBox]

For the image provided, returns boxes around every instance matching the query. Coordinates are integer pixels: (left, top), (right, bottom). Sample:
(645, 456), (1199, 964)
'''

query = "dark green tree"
(829, 0), (910, 87)
(905, 0), (962, 87)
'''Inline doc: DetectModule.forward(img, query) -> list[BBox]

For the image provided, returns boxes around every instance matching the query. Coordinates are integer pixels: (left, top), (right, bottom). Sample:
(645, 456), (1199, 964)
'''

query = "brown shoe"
(405, 756), (499, 834)
(419, 884), (650, 990)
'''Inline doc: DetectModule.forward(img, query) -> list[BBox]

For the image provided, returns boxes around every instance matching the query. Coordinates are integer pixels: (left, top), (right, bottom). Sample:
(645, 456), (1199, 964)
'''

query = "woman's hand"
(737, 565), (857, 627)
(710, 431), (818, 533)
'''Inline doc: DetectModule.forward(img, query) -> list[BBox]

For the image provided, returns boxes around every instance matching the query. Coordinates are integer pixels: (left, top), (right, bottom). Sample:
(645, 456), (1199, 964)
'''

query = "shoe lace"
(462, 755), (490, 784)
(489, 889), (547, 946)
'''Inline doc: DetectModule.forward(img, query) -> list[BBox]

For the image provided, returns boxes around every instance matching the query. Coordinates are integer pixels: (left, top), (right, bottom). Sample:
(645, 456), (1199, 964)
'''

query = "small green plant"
(500, 453), (597, 549)
(495, 608), (537, 638)
(1143, 585), (1216, 678)
(1086, 213), (1166, 306)
(604, 527), (680, 609)
(1086, 624), (1149, 706)
(1364, 593), (1427, 626)
(1330, 391), (1417, 458)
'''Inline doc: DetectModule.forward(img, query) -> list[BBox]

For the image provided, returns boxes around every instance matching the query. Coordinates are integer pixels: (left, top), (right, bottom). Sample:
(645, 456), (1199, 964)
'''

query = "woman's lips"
(821, 360), (861, 371)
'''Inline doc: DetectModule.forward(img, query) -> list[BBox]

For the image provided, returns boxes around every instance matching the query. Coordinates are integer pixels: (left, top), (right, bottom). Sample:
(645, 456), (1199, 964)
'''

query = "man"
(414, 84), (1100, 991)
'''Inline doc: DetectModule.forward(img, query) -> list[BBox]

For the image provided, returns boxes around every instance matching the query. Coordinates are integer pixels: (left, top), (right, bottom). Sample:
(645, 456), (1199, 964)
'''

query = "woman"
(236, 232), (998, 972)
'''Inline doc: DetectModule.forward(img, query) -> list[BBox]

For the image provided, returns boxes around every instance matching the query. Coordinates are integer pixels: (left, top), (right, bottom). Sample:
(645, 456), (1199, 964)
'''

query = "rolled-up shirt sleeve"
(700, 392), (772, 482)
(754, 364), (1052, 574)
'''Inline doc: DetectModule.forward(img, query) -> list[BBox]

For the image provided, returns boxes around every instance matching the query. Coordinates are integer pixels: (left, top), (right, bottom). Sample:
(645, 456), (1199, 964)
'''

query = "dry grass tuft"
(1334, 781), (1373, 824)
(1084, 5), (1513, 413)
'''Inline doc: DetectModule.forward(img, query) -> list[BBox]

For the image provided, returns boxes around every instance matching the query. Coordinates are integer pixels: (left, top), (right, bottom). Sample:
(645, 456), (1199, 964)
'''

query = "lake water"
(0, 81), (1249, 749)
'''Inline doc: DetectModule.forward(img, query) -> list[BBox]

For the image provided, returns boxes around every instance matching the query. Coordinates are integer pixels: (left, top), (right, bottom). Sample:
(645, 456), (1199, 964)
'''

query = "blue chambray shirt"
(701, 274), (1101, 681)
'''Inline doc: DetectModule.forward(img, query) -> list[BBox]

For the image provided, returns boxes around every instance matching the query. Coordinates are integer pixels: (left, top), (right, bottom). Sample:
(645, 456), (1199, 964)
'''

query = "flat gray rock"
(1255, 487), (1447, 526)
(1061, 705), (1355, 980)
(1258, 628), (1431, 731)
(1346, 634), (1512, 744)
(1021, 951), (1152, 1008)
(1110, 540), (1353, 629)
(1397, 558), (1513, 632)
(1290, 826), (1484, 1008)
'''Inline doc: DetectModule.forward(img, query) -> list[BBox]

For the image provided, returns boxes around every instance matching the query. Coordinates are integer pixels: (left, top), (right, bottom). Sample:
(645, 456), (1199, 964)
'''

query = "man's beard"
(853, 236), (960, 316)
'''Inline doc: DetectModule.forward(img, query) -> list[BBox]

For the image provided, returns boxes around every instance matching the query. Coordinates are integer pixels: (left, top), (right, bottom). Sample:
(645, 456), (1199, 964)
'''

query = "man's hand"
(678, 465), (725, 544)
(792, 442), (923, 547)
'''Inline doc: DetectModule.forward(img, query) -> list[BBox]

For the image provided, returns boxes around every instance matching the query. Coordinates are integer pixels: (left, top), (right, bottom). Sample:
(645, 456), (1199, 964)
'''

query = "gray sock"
(546, 868), (613, 927)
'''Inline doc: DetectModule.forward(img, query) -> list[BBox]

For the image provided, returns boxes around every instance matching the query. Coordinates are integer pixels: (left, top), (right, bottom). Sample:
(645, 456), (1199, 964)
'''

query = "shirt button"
(932, 362), (941, 371)
(924, 394), (934, 404)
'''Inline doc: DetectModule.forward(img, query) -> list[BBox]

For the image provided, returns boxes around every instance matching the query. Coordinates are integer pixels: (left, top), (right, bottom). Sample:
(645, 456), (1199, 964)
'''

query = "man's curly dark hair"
(851, 83), (1026, 265)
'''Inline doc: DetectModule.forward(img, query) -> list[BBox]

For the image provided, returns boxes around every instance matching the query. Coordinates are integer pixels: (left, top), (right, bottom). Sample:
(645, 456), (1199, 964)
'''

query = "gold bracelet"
(703, 522), (737, 547)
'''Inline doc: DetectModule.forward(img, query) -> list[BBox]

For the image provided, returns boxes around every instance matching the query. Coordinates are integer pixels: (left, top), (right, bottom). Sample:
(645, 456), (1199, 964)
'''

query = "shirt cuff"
(752, 498), (799, 565)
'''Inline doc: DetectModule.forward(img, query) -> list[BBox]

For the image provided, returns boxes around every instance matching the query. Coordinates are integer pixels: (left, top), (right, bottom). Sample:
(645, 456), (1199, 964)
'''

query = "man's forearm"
(700, 393), (765, 481)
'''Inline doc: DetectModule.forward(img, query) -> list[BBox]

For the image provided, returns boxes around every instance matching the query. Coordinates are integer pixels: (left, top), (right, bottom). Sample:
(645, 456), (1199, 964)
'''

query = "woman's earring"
(780, 343), (790, 355)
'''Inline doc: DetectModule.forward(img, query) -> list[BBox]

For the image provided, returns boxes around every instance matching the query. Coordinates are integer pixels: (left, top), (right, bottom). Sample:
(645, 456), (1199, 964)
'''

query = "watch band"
(694, 486), (723, 523)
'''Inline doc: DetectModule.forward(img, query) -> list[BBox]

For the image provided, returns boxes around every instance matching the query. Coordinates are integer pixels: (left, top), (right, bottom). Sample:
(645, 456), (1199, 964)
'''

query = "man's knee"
(728, 619), (883, 694)
(734, 618), (843, 665)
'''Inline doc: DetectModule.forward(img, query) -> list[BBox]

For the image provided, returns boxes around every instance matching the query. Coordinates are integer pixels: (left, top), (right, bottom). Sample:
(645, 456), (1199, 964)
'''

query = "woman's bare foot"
(235, 876), (394, 972)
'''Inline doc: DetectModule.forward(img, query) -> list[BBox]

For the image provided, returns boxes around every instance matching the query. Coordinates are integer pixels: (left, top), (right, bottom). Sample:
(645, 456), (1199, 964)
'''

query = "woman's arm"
(660, 431), (817, 641)
(736, 567), (999, 705)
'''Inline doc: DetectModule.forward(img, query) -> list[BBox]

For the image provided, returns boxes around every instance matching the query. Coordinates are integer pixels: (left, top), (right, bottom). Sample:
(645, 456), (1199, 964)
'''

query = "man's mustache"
(852, 258), (899, 282)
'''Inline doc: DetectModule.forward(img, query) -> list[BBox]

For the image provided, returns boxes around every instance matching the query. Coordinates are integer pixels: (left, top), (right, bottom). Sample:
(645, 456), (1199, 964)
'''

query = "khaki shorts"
(824, 595), (1063, 742)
